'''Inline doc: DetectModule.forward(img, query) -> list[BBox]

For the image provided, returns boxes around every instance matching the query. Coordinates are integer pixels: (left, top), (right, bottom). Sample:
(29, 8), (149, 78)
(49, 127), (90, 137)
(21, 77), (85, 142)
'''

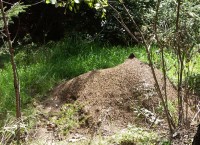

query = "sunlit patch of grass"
(0, 38), (143, 124)
(108, 125), (169, 145)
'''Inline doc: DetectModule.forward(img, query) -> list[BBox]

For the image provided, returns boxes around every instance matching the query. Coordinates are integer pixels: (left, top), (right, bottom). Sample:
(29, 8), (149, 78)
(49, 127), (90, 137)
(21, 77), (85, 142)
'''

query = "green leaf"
(70, 1), (75, 7)
(187, 12), (198, 18)
(101, 11), (106, 18)
(46, 0), (50, 4)
(69, 5), (73, 11)
(74, 0), (80, 4)
(119, 0), (124, 3)
(94, 3), (100, 9)
(59, 2), (65, 7)
(0, 3), (29, 29)
(51, 0), (57, 4)
(87, 2), (93, 8)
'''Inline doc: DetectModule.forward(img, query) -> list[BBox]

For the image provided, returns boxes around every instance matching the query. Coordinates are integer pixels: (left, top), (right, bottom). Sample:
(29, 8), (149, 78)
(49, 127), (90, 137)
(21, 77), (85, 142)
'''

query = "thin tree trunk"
(175, 0), (184, 125)
(154, 0), (168, 107)
(109, 3), (175, 135)
(0, 0), (21, 144)
(123, 3), (175, 133)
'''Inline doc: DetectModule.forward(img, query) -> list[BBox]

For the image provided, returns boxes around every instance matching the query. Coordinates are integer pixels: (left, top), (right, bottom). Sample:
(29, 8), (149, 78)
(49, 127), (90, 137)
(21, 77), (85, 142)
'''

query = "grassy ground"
(0, 38), (199, 144)
(0, 38), (146, 121)
(0, 37), (199, 126)
(27, 125), (169, 145)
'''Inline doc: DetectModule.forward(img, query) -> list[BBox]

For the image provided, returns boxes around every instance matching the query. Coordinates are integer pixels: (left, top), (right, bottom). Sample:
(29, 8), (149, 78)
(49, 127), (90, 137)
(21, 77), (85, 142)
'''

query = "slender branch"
(29, 0), (44, 6)
(154, 0), (160, 43)
(175, 0), (184, 125)
(2, 0), (44, 6)
(109, 4), (139, 43)
(123, 2), (175, 130)
(153, 0), (169, 124)
(12, 18), (20, 43)
(0, 0), (21, 144)
(2, 1), (14, 5)
(109, 2), (175, 135)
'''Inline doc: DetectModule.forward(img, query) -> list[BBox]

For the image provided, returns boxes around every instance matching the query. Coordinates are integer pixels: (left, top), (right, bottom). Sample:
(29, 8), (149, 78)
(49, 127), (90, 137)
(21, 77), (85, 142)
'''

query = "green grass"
(0, 39), (200, 144)
(0, 37), (199, 127)
(0, 38), (146, 121)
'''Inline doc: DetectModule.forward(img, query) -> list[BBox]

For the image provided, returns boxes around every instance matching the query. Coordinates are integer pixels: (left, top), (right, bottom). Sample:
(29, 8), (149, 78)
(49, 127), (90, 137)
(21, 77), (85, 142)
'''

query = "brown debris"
(49, 58), (182, 132)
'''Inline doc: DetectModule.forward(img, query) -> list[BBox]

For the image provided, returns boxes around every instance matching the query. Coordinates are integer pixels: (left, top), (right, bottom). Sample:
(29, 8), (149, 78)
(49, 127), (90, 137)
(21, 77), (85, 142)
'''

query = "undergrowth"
(0, 38), (146, 125)
(52, 103), (83, 136)
(0, 37), (199, 127)
(26, 124), (169, 145)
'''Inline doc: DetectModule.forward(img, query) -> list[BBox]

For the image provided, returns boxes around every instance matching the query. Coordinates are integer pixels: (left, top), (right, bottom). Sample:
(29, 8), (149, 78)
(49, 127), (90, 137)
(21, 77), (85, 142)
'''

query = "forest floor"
(1, 40), (200, 144)
(29, 100), (197, 145)
(27, 58), (198, 145)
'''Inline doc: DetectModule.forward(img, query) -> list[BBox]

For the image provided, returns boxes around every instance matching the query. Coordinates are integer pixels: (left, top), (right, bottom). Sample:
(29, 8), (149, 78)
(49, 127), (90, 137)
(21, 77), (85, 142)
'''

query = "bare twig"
(153, 0), (170, 126)
(12, 18), (20, 43)
(109, 2), (175, 135)
(109, 4), (139, 43)
(192, 101), (200, 123)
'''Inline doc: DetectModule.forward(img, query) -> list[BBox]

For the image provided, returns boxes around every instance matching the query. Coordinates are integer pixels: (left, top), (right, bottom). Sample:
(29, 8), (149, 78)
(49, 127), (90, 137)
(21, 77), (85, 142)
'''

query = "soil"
(31, 58), (196, 144)
(48, 58), (179, 126)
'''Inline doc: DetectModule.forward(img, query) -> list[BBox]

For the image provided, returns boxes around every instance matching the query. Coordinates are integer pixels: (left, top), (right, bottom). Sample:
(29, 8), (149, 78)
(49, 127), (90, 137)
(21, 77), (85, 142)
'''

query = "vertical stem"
(154, 0), (175, 131)
(185, 67), (189, 124)
(145, 45), (174, 135)
(154, 0), (161, 42)
(0, 1), (21, 144)
(175, 0), (184, 125)
(161, 48), (168, 107)
(110, 2), (175, 135)
(180, 54), (184, 123)
(154, 0), (168, 108)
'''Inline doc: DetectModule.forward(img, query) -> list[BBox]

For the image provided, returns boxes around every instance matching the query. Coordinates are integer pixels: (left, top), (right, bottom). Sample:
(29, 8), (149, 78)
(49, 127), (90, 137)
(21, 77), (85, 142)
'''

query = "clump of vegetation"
(52, 103), (83, 136)
(107, 125), (169, 145)
(113, 126), (158, 144)
(0, 113), (31, 145)
(57, 125), (169, 145)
